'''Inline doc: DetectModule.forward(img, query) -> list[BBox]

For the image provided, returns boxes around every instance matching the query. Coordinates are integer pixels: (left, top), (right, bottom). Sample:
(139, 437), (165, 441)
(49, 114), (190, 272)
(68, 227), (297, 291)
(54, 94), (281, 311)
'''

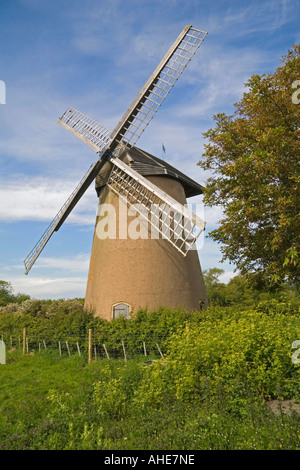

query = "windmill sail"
(57, 106), (112, 153)
(110, 26), (207, 150)
(24, 159), (105, 275)
(24, 25), (207, 273)
(107, 157), (205, 255)
(57, 26), (207, 155)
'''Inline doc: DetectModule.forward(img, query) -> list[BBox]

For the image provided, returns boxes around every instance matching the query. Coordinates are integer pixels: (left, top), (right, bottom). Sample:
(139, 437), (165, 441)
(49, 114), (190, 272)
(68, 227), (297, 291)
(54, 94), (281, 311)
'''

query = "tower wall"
(84, 175), (207, 320)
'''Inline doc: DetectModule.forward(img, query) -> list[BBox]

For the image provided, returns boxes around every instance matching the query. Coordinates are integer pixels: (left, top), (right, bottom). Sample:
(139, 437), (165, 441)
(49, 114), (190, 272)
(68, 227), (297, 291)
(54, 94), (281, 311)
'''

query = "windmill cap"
(95, 146), (203, 198)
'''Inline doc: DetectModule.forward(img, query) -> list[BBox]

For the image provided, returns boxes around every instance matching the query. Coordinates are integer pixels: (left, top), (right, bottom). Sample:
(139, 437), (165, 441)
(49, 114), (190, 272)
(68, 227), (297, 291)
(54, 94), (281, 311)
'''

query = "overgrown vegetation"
(203, 268), (300, 307)
(0, 280), (299, 450)
(198, 44), (300, 287)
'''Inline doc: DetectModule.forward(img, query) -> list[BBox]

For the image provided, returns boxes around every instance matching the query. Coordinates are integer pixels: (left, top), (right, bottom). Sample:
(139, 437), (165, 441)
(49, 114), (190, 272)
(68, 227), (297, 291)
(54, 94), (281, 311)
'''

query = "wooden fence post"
(0, 339), (6, 365)
(88, 329), (92, 364)
(103, 343), (110, 360)
(23, 328), (26, 355)
(122, 340), (127, 363)
(156, 343), (164, 359)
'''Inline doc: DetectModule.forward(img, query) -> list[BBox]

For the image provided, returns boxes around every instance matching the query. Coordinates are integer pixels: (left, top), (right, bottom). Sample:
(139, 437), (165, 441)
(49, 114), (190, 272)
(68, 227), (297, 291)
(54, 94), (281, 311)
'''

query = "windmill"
(24, 25), (208, 320)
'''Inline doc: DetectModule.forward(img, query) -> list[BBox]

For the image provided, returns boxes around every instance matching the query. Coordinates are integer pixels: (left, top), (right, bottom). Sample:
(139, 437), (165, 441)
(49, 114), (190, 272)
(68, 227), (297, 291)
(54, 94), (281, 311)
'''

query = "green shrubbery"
(0, 299), (203, 355)
(0, 294), (299, 449)
(134, 307), (300, 408)
(203, 268), (300, 308)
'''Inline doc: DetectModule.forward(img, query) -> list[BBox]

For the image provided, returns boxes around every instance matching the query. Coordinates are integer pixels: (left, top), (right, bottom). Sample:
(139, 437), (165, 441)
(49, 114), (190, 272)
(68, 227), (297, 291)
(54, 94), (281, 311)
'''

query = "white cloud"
(218, 270), (238, 284)
(1, 254), (91, 299)
(200, 0), (293, 38)
(0, 176), (97, 225)
(11, 275), (87, 299)
(202, 205), (224, 229)
(26, 253), (90, 273)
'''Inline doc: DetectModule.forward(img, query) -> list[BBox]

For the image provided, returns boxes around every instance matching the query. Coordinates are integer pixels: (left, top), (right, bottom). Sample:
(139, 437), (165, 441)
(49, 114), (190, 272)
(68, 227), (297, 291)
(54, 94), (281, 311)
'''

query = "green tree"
(199, 45), (300, 288)
(203, 268), (299, 307)
(0, 280), (30, 306)
(0, 281), (14, 306)
(202, 268), (228, 306)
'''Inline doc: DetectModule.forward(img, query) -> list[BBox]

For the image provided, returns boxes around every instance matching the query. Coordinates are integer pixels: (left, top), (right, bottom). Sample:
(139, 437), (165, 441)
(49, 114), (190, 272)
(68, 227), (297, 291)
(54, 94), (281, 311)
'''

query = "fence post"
(0, 339), (6, 364)
(23, 328), (26, 355)
(156, 343), (164, 359)
(122, 340), (127, 363)
(88, 329), (92, 364)
(103, 343), (110, 360)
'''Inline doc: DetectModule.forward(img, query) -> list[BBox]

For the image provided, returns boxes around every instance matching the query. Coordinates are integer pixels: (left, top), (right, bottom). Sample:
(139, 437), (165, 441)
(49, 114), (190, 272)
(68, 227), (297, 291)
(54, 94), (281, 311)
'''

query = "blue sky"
(0, 0), (299, 299)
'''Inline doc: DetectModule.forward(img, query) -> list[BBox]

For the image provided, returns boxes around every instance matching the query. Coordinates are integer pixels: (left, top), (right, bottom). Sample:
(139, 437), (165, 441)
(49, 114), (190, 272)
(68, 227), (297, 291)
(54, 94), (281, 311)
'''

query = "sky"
(0, 0), (299, 300)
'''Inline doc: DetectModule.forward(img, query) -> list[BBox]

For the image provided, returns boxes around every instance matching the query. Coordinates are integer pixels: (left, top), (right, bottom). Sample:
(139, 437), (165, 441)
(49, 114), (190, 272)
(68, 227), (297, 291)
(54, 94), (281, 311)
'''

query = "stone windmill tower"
(24, 25), (208, 320)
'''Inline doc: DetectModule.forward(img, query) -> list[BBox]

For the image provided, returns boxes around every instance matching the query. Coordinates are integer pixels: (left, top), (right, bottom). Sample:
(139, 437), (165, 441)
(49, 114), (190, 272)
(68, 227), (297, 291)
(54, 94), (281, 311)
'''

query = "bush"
(133, 306), (300, 410)
(1, 299), (300, 450)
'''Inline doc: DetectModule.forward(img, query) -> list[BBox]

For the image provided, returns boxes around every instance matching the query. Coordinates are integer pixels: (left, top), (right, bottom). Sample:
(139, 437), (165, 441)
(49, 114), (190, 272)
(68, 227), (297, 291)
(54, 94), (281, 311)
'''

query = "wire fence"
(1, 328), (166, 363)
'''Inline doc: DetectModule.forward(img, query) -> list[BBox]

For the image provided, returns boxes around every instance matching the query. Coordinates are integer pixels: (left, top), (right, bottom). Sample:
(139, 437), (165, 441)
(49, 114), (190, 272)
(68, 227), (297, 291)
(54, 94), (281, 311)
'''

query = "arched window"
(112, 302), (131, 320)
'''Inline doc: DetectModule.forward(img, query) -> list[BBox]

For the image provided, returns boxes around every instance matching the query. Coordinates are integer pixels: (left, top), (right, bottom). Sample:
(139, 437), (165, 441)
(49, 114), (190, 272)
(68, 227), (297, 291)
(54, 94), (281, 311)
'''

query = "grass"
(0, 350), (102, 449)
(0, 349), (300, 450)
(0, 350), (153, 449)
